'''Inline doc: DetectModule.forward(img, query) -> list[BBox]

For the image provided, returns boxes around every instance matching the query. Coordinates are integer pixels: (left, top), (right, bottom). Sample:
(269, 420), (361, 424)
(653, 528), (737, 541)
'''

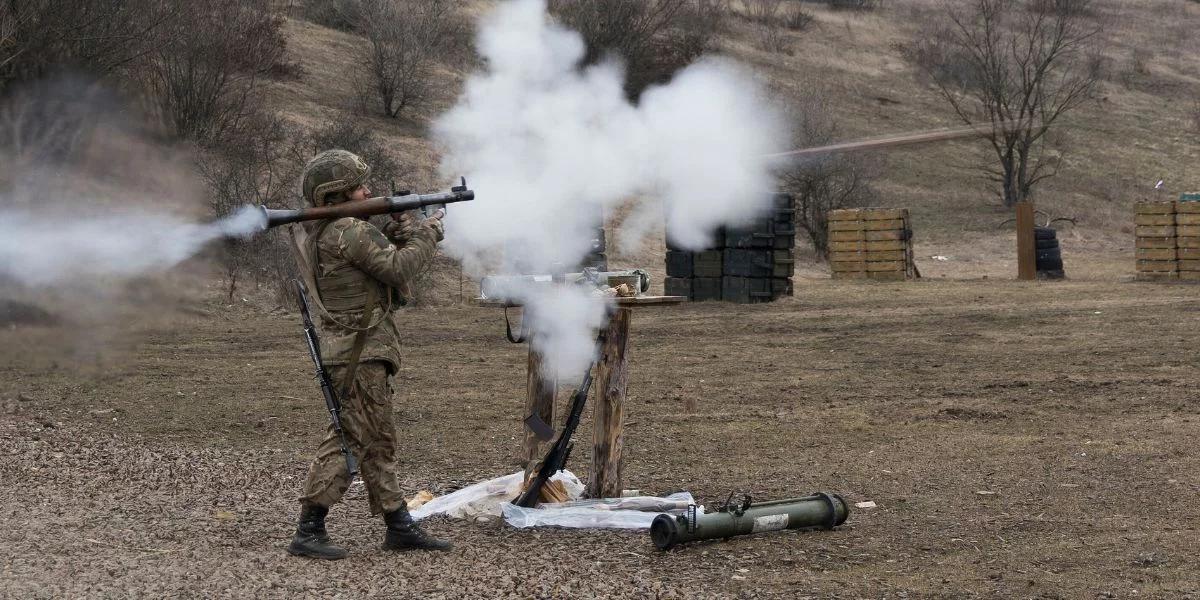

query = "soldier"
(286, 149), (450, 560)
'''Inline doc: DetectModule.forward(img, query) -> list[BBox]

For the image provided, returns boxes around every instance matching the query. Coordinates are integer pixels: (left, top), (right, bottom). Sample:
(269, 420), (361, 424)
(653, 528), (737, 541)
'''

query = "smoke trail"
(434, 0), (789, 378)
(0, 205), (266, 287)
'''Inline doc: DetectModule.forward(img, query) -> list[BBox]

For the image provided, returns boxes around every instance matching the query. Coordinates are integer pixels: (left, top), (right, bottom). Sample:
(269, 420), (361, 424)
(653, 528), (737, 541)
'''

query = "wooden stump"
(523, 339), (557, 480)
(1016, 202), (1036, 281)
(588, 308), (630, 498)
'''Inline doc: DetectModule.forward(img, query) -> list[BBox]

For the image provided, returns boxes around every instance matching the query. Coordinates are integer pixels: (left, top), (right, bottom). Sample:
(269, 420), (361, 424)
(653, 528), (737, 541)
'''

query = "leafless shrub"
(548, 0), (727, 99)
(899, 0), (1103, 207)
(823, 0), (881, 10)
(745, 0), (790, 53)
(0, 0), (169, 94)
(142, 0), (288, 145)
(196, 112), (301, 302)
(0, 78), (119, 171)
(354, 0), (469, 119)
(781, 90), (877, 258)
(297, 0), (363, 31)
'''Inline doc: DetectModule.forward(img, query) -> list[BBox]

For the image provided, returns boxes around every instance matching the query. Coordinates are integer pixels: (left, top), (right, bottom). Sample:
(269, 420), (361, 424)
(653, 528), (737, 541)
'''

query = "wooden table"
(474, 295), (685, 498)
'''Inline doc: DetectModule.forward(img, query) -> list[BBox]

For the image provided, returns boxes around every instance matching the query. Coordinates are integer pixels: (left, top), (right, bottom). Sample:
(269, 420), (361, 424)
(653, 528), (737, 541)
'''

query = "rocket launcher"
(257, 177), (475, 229)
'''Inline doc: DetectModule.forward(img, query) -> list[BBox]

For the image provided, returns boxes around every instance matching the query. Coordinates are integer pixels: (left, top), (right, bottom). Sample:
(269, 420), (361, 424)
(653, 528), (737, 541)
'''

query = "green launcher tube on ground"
(650, 492), (850, 550)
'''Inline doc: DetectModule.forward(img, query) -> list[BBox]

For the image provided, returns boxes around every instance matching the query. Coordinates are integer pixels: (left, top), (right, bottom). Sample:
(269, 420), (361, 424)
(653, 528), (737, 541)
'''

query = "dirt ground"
(2, 263), (1199, 599)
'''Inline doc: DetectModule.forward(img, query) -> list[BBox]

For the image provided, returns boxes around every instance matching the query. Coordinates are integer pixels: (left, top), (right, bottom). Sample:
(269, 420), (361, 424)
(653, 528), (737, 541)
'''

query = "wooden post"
(1016, 202), (1036, 280)
(523, 338), (557, 479)
(588, 308), (630, 498)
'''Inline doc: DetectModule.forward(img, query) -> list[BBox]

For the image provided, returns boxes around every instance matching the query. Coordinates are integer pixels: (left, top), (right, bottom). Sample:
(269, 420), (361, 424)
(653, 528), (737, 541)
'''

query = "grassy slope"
(264, 1), (1200, 289)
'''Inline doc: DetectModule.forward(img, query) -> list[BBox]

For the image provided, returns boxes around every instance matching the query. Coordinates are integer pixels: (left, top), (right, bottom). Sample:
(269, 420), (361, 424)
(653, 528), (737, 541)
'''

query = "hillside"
(265, 0), (1200, 286)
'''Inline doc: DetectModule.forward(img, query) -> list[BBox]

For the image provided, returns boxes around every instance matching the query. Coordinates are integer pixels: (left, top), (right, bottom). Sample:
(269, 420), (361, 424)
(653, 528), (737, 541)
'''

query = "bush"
(301, 120), (411, 198)
(297, 0), (362, 31)
(780, 91), (877, 258)
(824, 0), (881, 10)
(142, 0), (288, 145)
(354, 0), (469, 119)
(548, 0), (727, 99)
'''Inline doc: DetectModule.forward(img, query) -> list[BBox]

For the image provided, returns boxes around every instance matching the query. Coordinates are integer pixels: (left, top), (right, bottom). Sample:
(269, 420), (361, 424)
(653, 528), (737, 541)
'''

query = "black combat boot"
(287, 503), (349, 560)
(382, 506), (452, 552)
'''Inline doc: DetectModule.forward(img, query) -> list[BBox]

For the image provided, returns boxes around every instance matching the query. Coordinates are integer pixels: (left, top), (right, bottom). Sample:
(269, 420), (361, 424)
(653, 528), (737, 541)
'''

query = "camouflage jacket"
(305, 217), (439, 374)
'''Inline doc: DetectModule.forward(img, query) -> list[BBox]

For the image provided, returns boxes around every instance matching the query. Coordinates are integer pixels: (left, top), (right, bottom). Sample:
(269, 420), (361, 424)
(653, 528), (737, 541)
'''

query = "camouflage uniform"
(299, 215), (440, 514)
(287, 149), (450, 560)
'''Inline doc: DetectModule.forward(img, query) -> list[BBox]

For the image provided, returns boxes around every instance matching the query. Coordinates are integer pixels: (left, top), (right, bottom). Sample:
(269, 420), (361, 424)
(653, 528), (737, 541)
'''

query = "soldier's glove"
(383, 211), (420, 245)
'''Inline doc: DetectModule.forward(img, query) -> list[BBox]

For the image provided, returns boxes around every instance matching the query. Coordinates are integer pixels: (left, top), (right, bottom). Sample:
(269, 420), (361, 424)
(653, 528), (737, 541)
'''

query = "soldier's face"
(348, 184), (371, 202)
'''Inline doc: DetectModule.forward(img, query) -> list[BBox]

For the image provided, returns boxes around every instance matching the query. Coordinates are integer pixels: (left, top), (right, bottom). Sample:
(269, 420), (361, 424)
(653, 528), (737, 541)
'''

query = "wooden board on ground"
(1135, 201), (1176, 214)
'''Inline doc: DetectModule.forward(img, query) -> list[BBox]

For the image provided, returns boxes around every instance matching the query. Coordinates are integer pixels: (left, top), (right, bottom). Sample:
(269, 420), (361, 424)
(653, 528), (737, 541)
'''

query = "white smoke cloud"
(434, 0), (790, 379)
(0, 205), (266, 287)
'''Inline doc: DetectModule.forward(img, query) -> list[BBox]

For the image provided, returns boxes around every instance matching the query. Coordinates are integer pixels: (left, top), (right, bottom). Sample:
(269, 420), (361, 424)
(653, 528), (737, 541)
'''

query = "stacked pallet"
(827, 208), (915, 281)
(664, 194), (795, 303)
(1134, 201), (1178, 281)
(1177, 200), (1200, 281)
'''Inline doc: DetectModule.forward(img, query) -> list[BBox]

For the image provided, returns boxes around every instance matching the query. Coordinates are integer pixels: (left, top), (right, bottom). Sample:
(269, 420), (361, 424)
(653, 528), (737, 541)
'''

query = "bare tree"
(355, 0), (468, 119)
(781, 91), (877, 258)
(744, 0), (789, 53)
(548, 0), (726, 99)
(901, 0), (1102, 207)
(142, 0), (288, 144)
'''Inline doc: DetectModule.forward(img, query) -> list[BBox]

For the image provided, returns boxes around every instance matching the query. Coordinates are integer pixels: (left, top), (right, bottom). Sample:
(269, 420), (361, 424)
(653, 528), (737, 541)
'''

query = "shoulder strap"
(287, 222), (392, 332)
(339, 282), (378, 398)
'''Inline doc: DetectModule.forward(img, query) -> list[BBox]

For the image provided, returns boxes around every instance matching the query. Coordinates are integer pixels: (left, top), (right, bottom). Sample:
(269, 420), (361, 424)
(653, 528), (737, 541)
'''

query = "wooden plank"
(866, 260), (907, 272)
(829, 240), (867, 252)
(1179, 260), (1200, 272)
(865, 240), (906, 252)
(867, 270), (907, 281)
(589, 308), (630, 499)
(1175, 202), (1200, 214)
(1177, 247), (1200, 259)
(828, 209), (864, 221)
(1136, 271), (1179, 281)
(1137, 259), (1180, 272)
(524, 341), (558, 480)
(1137, 236), (1178, 249)
(1136, 248), (1178, 260)
(864, 219), (906, 231)
(1178, 225), (1200, 237)
(1135, 213), (1176, 226)
(1176, 237), (1200, 249)
(1136, 225), (1177, 237)
(1016, 202), (1036, 281)
(830, 260), (868, 272)
(832, 270), (869, 279)
(866, 250), (906, 261)
(865, 230), (906, 241)
(1175, 213), (1200, 225)
(829, 230), (867, 242)
(860, 208), (907, 221)
(1134, 201), (1176, 214)
(829, 250), (867, 260)
(828, 220), (867, 232)
(1180, 271), (1200, 280)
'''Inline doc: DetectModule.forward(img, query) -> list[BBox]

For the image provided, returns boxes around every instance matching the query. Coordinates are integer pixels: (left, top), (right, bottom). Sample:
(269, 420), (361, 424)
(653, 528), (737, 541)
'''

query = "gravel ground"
(3, 277), (1200, 598)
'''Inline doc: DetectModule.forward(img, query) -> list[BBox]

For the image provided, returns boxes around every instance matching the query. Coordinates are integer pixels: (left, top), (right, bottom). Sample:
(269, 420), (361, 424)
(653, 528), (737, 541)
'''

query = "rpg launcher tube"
(258, 181), (475, 229)
(650, 492), (849, 550)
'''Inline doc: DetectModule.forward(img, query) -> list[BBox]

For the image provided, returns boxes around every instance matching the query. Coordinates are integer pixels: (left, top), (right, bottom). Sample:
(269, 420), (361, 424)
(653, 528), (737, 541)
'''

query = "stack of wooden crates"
(663, 194), (795, 303)
(1137, 197), (1200, 281)
(828, 208), (916, 281)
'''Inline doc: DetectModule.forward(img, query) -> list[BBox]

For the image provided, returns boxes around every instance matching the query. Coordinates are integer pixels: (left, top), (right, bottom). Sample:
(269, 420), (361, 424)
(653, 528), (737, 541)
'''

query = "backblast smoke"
(434, 0), (790, 379)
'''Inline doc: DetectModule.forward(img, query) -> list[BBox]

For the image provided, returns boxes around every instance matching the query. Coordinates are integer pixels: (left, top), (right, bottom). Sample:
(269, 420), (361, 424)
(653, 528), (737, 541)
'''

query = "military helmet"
(301, 149), (372, 206)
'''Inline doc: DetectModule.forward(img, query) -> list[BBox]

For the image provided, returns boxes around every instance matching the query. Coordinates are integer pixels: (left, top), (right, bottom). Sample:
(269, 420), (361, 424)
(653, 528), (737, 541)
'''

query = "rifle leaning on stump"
(293, 279), (358, 478)
(514, 329), (607, 508)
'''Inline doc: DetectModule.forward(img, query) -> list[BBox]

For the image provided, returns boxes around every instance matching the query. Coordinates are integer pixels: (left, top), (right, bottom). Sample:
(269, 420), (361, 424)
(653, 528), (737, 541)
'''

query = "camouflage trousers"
(300, 361), (405, 515)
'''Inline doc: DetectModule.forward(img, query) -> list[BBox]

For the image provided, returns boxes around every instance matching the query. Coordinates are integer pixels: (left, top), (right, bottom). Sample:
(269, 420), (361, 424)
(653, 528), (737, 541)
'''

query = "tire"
(1037, 247), (1062, 271)
(1034, 227), (1057, 241)
(1036, 238), (1060, 250)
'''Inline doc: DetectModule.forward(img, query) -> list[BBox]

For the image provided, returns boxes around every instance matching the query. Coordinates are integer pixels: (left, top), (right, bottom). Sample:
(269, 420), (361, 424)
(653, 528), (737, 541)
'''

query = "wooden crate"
(1134, 201), (1178, 280)
(826, 207), (915, 280)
